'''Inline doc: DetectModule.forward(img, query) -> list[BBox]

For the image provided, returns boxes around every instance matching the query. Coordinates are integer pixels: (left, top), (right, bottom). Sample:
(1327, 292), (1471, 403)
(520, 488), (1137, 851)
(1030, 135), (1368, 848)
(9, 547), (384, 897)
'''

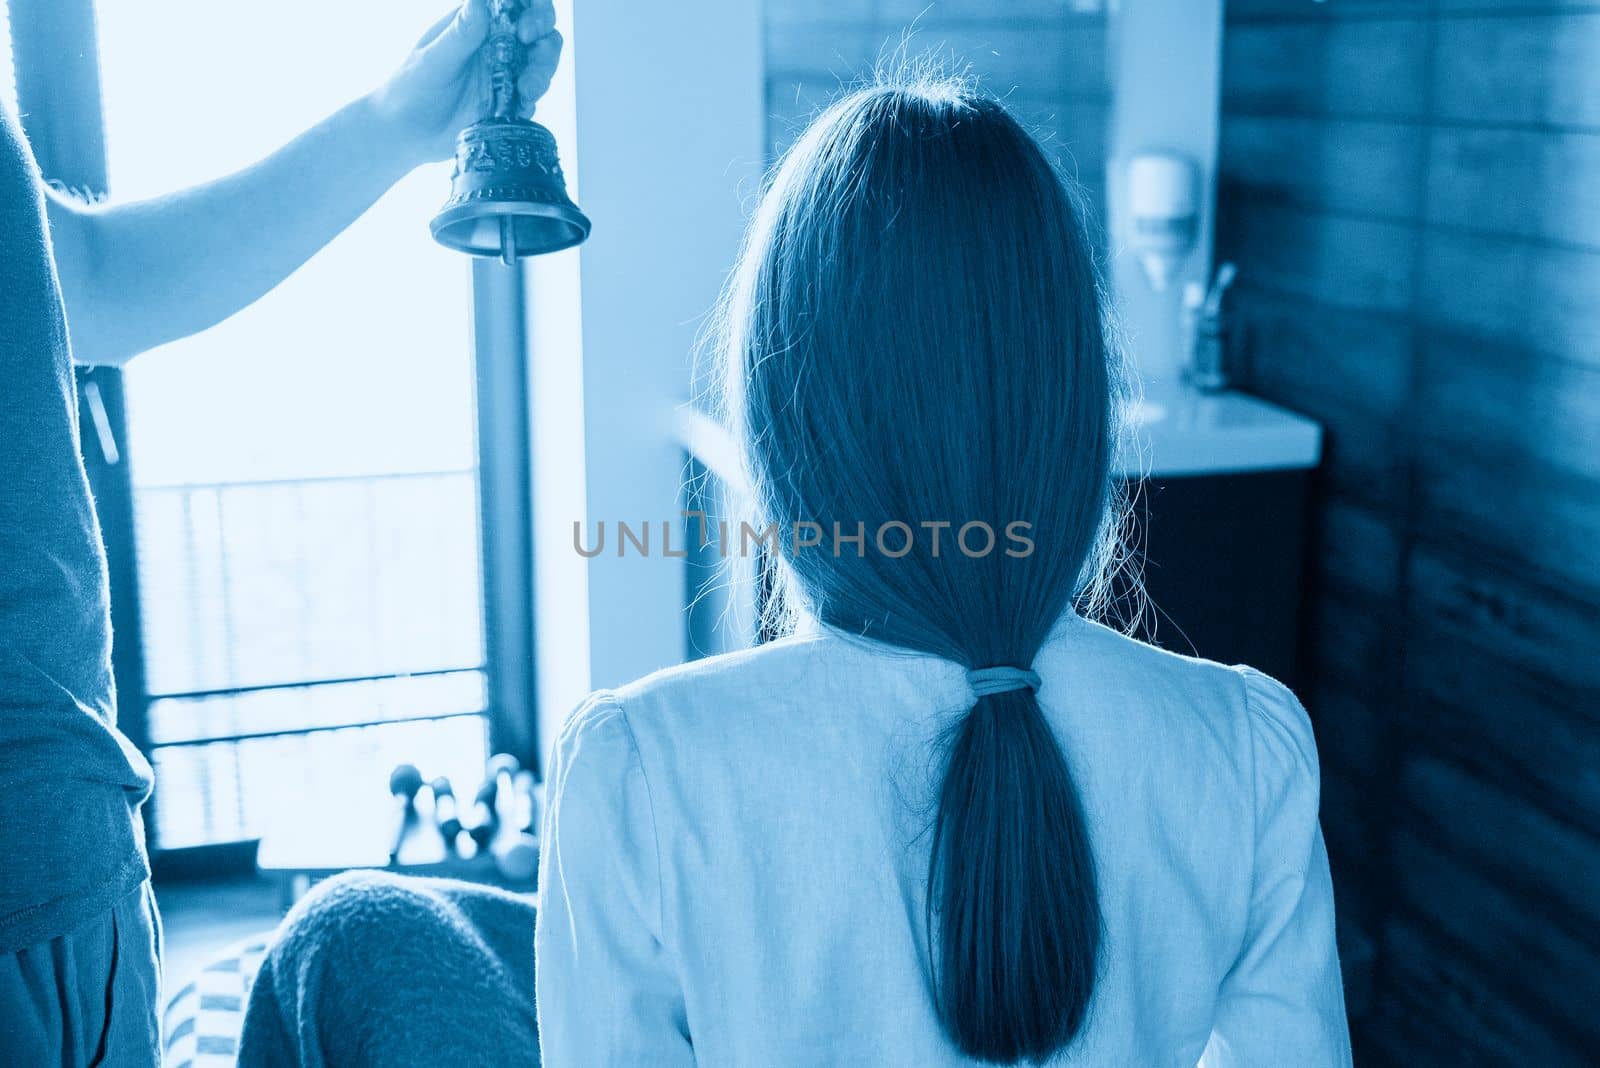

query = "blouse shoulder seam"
(1235, 666), (1263, 896)
(606, 693), (671, 947)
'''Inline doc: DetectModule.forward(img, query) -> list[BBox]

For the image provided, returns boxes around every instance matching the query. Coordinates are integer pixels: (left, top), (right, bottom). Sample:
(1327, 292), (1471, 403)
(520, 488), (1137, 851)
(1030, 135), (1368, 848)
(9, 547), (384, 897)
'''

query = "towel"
(239, 871), (538, 1067)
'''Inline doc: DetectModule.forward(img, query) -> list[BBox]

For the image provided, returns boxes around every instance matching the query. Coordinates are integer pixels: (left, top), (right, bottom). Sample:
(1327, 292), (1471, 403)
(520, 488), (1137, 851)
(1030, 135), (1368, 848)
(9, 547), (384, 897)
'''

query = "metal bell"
(430, 1), (590, 264)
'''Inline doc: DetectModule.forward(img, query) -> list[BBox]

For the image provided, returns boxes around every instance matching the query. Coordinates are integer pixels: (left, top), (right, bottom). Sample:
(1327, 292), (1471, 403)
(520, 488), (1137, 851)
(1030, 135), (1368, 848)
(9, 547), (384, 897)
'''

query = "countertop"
(678, 380), (1323, 489)
(1120, 378), (1323, 478)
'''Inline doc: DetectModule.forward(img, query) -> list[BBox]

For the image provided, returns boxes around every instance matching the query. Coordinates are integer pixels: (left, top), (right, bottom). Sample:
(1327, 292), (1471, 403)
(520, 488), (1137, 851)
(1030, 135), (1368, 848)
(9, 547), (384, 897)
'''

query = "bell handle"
(485, 0), (530, 124)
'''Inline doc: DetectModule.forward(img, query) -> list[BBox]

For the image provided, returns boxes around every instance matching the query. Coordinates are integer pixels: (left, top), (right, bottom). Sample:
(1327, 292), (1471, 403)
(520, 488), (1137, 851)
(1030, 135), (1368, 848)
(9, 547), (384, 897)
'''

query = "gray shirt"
(1, 101), (153, 950)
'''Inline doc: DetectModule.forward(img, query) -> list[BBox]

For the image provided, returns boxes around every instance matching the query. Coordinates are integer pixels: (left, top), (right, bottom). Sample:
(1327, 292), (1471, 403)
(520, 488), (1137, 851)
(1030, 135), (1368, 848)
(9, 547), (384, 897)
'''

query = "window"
(0, 5), (14, 115)
(92, 0), (497, 850)
(2, 0), (537, 853)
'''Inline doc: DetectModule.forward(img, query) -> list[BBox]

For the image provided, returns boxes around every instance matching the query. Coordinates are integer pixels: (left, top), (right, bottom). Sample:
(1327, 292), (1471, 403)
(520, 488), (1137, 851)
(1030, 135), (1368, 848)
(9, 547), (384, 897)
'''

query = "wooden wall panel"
(1219, 114), (1424, 220)
(1227, 291), (1412, 505)
(1221, 18), (1430, 118)
(1395, 831), (1593, 1048)
(1310, 686), (1391, 898)
(1437, 0), (1599, 10)
(1426, 127), (1600, 249)
(1405, 631), (1600, 837)
(1302, 588), (1397, 701)
(1418, 231), (1600, 370)
(1319, 755), (1380, 855)
(1223, 4), (1600, 1056)
(1390, 828), (1600, 1048)
(1218, 201), (1416, 311)
(1400, 757), (1600, 938)
(1227, 296), (1410, 493)
(1405, 544), (1600, 835)
(1320, 768), (1386, 956)
(1433, 14), (1600, 128)
(1310, 495), (1405, 602)
(1415, 332), (1600, 483)
(1413, 439), (1600, 598)
(1231, 289), (1413, 420)
(1228, 0), (1429, 16)
(1405, 545), (1600, 699)
(1367, 920), (1587, 1065)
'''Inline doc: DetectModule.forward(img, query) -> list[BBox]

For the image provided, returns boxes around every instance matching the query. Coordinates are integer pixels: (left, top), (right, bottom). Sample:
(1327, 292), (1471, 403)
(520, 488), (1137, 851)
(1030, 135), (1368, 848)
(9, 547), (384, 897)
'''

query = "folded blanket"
(239, 871), (538, 1067)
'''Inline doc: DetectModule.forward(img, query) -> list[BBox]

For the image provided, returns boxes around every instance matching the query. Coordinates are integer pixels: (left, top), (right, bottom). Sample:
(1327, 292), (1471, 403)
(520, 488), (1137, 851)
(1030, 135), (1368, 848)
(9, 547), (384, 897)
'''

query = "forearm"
(52, 95), (421, 366)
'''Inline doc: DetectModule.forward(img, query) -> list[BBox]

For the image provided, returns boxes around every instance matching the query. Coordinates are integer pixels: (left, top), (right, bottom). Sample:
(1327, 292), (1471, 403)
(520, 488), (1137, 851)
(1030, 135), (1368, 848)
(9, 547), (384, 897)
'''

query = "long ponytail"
(720, 75), (1117, 1063)
(931, 684), (1099, 1060)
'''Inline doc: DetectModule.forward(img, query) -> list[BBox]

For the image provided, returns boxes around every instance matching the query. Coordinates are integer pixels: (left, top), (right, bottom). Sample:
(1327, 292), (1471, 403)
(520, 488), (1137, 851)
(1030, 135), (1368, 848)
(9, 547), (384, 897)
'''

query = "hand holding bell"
(430, 0), (590, 263)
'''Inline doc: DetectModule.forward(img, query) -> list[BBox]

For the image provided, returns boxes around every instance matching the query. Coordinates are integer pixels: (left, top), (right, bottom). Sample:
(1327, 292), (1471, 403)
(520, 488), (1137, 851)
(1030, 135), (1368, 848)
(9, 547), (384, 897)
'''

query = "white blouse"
(536, 614), (1351, 1066)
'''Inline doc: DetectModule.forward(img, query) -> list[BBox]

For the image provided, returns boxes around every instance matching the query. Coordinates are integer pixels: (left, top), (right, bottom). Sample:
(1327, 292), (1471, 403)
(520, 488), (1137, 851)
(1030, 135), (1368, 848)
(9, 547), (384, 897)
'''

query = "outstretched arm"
(47, 0), (560, 366)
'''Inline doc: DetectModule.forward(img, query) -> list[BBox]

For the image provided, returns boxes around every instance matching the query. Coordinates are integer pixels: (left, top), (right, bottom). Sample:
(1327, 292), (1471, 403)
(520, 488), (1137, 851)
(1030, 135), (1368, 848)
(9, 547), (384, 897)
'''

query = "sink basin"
(1116, 379), (1322, 479)
(680, 380), (1322, 489)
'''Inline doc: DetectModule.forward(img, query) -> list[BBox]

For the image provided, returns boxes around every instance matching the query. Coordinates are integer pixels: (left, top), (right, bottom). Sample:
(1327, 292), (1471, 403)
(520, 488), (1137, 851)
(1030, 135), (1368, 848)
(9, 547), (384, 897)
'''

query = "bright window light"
(94, 0), (489, 849)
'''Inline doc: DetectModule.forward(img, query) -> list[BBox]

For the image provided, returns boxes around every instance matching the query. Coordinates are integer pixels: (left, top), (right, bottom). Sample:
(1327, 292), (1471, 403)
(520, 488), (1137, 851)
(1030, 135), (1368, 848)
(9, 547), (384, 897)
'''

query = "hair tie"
(967, 665), (1041, 699)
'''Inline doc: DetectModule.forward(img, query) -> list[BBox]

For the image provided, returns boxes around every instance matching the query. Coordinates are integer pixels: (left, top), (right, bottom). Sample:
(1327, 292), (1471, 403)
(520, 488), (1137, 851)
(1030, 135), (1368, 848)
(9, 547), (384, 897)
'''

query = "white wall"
(1107, 0), (1225, 384)
(529, 0), (765, 761)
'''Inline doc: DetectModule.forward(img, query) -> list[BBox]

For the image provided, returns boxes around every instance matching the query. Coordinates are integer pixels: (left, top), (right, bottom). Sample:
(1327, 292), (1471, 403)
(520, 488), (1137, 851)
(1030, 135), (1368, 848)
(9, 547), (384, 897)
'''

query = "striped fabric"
(162, 935), (271, 1068)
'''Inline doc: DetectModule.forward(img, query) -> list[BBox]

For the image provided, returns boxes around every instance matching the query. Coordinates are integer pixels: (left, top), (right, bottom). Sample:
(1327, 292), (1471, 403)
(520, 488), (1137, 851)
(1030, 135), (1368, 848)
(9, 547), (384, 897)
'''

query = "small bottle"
(1189, 314), (1227, 392)
(1183, 264), (1236, 393)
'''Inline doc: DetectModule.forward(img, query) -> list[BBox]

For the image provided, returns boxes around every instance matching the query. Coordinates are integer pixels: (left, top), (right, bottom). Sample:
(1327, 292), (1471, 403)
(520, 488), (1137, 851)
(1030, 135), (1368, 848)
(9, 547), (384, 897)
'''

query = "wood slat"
(1413, 433), (1600, 599)
(1438, 0), (1600, 11)
(1399, 755), (1600, 937)
(1222, 18), (1430, 119)
(1403, 544), (1600, 830)
(1434, 14), (1600, 129)
(1390, 827), (1600, 1048)
(1301, 677), (1395, 932)
(1228, 0), (1429, 18)
(1307, 678), (1393, 785)
(1229, 295), (1411, 507)
(1405, 544), (1600, 695)
(1427, 126), (1600, 250)
(1405, 624), (1600, 837)
(1217, 5), (1600, 1062)
(1336, 914), (1379, 1023)
(1319, 751), (1385, 888)
(1418, 229), (1600, 369)
(1219, 114), (1424, 221)
(1367, 917), (1587, 1064)
(1217, 202), (1416, 312)
(1320, 789), (1374, 886)
(1303, 587), (1398, 702)
(1231, 289), (1413, 423)
(1415, 329), (1600, 484)
(1309, 495), (1405, 601)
